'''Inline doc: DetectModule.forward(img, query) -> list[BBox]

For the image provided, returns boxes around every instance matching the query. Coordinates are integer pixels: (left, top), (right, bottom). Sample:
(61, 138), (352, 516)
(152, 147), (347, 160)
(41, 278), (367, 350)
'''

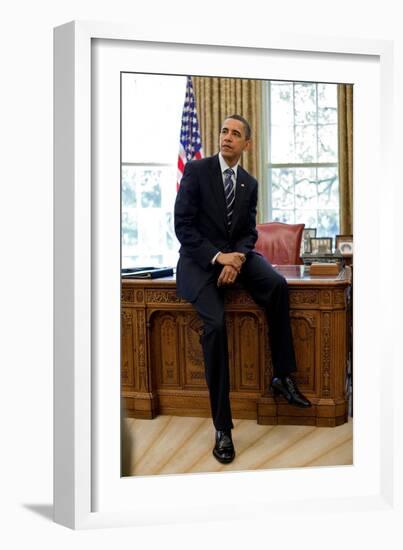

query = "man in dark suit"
(174, 115), (310, 464)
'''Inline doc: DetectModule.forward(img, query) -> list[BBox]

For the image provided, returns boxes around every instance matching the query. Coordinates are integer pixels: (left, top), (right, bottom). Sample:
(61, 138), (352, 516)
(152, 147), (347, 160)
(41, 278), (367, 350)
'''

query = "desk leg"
(122, 306), (159, 419)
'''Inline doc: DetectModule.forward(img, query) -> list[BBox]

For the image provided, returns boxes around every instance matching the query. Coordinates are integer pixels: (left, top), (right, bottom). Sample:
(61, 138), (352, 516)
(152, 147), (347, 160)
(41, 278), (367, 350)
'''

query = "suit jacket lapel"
(229, 167), (248, 235)
(208, 155), (228, 234)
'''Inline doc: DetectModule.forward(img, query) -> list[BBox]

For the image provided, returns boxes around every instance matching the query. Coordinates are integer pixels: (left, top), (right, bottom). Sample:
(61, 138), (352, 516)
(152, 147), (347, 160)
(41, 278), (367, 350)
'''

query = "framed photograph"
(301, 227), (317, 254)
(339, 241), (353, 255)
(336, 234), (354, 255)
(309, 237), (333, 255)
(120, 73), (350, 478)
(54, 21), (397, 531)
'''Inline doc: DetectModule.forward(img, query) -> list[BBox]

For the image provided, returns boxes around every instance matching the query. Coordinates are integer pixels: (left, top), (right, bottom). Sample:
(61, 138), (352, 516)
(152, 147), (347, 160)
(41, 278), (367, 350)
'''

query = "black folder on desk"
(122, 267), (174, 279)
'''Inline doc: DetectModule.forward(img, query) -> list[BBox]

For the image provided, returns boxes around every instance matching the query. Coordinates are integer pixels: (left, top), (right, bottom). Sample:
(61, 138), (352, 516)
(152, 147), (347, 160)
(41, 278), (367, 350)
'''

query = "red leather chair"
(255, 222), (305, 265)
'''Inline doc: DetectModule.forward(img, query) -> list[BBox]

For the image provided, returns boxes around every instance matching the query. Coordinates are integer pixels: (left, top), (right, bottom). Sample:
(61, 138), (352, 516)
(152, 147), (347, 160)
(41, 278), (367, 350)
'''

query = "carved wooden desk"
(121, 266), (351, 427)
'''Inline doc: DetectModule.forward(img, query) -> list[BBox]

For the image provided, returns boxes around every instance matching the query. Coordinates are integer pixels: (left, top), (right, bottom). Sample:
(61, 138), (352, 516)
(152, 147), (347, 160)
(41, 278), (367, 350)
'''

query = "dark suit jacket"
(174, 154), (258, 302)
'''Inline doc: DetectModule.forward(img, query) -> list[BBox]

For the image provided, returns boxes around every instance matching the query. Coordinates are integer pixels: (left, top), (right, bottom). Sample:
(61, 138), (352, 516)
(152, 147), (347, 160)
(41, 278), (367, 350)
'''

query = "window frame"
(262, 80), (339, 236)
(120, 71), (187, 267)
(121, 160), (180, 268)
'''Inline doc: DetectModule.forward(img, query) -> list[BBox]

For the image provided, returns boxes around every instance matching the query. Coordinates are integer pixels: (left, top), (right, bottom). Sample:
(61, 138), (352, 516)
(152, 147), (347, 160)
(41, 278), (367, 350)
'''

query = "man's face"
(219, 118), (250, 166)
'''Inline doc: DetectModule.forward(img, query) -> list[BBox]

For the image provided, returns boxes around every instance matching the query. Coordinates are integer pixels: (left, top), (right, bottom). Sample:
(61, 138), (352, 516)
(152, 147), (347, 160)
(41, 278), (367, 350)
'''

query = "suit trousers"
(191, 253), (297, 430)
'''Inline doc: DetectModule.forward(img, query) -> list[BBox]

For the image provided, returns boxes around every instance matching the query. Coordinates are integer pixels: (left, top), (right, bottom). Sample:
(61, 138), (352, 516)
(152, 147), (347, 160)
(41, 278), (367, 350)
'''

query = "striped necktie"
(224, 168), (235, 227)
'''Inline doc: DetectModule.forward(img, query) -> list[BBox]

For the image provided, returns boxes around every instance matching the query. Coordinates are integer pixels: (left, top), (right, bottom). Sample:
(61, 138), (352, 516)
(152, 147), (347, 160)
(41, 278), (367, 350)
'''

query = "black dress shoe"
(213, 430), (235, 464)
(271, 375), (312, 408)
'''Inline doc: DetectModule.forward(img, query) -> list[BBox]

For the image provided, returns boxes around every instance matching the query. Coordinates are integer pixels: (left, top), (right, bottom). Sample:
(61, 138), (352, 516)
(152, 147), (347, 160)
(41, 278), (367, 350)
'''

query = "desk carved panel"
(121, 273), (351, 427)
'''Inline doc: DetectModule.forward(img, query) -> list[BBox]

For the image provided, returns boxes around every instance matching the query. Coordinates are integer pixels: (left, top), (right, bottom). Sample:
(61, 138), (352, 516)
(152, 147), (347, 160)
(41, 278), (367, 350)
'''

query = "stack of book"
(121, 267), (174, 279)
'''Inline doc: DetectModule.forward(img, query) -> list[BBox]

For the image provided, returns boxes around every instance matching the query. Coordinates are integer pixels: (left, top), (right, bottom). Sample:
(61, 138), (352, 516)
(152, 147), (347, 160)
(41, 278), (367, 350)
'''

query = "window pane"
(295, 209), (318, 229)
(137, 208), (166, 251)
(272, 209), (294, 224)
(317, 210), (339, 241)
(295, 124), (317, 162)
(272, 168), (294, 209)
(270, 125), (295, 163)
(269, 165), (340, 241)
(139, 170), (162, 208)
(270, 82), (294, 126)
(122, 210), (138, 247)
(121, 73), (186, 164)
(294, 167), (317, 209)
(122, 253), (164, 267)
(122, 166), (137, 207)
(318, 124), (338, 162)
(121, 165), (180, 268)
(318, 83), (337, 124)
(294, 83), (317, 124)
(317, 167), (338, 208)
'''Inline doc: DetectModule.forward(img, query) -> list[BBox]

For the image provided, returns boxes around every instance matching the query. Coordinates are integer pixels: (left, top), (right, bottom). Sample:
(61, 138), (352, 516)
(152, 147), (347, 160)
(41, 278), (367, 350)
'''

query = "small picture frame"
(336, 234), (353, 256)
(301, 227), (317, 254)
(310, 237), (333, 255)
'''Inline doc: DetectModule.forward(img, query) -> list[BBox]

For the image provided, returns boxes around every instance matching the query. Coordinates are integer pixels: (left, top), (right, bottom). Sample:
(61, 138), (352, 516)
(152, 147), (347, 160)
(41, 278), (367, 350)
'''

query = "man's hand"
(216, 252), (246, 271)
(217, 265), (239, 287)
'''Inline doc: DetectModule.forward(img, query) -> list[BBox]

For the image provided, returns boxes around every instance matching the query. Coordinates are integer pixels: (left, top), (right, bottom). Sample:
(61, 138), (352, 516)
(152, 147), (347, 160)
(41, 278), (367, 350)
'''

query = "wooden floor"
(121, 415), (353, 477)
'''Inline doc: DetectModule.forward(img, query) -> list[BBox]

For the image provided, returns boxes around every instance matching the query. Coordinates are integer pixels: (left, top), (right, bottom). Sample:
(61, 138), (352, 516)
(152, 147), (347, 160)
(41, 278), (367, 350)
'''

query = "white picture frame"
(54, 20), (399, 530)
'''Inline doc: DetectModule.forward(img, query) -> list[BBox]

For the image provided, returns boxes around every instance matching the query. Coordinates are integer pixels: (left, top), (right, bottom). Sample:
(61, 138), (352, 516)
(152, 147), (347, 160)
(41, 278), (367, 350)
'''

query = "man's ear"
(243, 140), (251, 152)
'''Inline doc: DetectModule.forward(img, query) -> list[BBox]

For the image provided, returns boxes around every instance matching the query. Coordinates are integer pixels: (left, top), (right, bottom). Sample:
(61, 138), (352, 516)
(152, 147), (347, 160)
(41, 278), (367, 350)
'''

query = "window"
(265, 81), (339, 241)
(121, 73), (186, 268)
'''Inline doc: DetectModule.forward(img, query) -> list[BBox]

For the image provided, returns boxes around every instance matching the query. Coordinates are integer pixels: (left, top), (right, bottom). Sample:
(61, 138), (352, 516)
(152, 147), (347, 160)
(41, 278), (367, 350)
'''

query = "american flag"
(177, 76), (203, 190)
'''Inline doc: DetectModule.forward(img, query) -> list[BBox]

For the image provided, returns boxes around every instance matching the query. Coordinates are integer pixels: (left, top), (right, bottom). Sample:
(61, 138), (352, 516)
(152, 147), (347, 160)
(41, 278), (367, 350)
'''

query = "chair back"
(255, 222), (305, 265)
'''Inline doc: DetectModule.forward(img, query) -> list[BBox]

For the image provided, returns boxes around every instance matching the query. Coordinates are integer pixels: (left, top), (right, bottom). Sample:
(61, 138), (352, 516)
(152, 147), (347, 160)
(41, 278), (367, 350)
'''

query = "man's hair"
(225, 114), (252, 140)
